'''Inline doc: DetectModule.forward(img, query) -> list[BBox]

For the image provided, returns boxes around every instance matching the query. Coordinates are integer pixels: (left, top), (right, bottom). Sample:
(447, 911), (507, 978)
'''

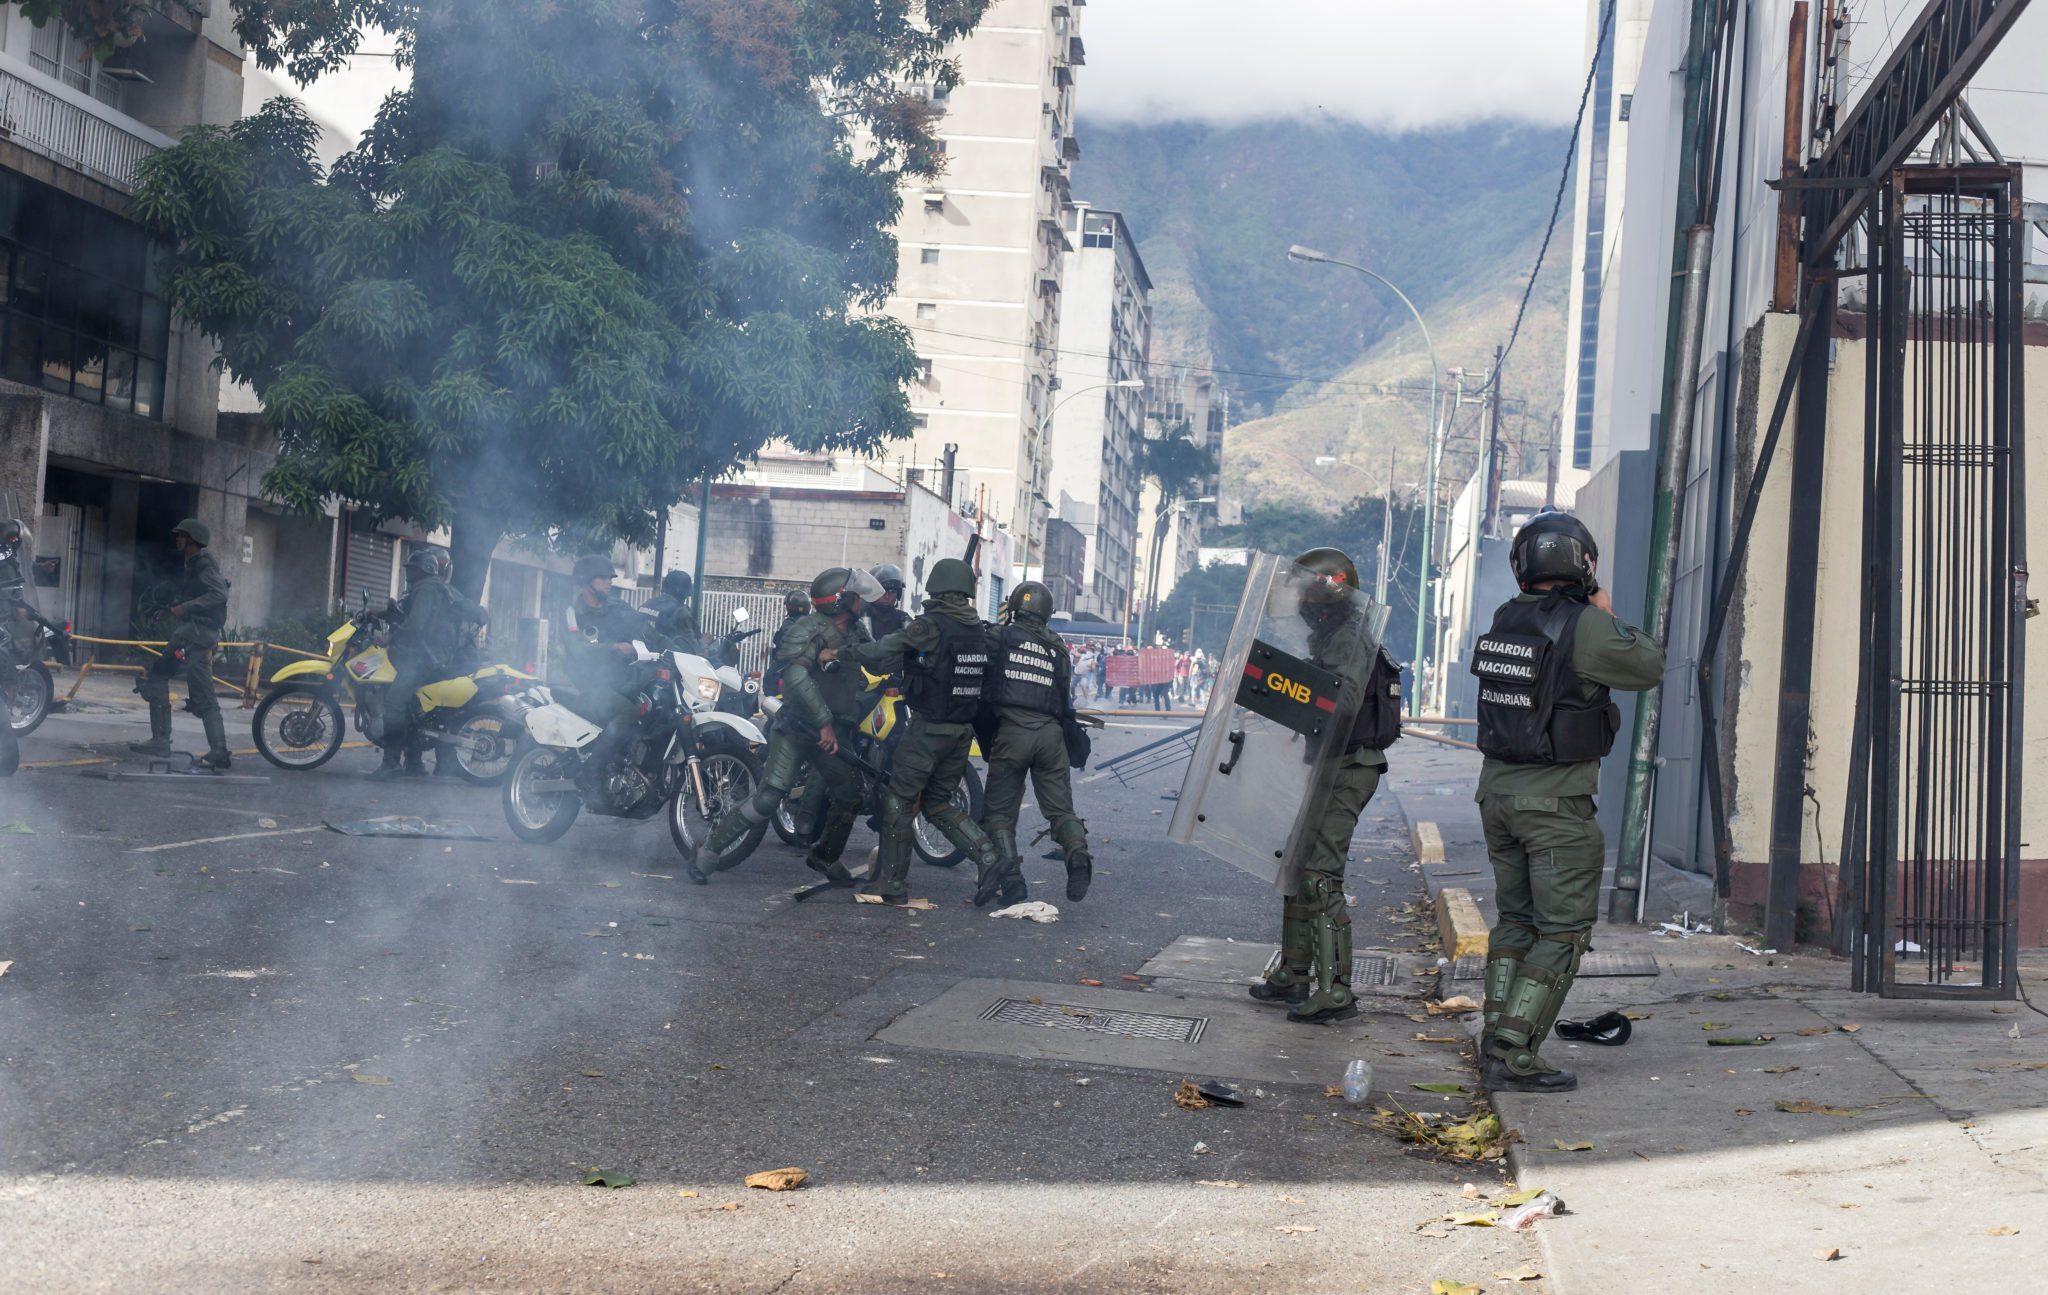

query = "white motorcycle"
(501, 639), (768, 862)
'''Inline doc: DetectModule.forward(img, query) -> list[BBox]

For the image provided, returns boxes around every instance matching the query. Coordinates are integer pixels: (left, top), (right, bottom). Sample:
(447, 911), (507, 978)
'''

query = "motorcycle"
(1, 582), (71, 737)
(767, 669), (985, 867)
(250, 596), (533, 782)
(700, 607), (765, 721)
(499, 640), (769, 861)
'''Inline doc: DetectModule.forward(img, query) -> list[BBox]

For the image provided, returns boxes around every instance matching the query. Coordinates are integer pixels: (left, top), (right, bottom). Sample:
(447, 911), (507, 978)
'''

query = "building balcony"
(0, 62), (172, 193)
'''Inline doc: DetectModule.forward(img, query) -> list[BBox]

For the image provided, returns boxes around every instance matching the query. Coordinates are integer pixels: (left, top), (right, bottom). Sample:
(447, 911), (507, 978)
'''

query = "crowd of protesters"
(1066, 643), (1213, 710)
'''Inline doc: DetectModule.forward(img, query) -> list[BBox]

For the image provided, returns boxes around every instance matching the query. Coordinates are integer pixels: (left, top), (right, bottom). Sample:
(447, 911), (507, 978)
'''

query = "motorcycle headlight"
(694, 675), (722, 702)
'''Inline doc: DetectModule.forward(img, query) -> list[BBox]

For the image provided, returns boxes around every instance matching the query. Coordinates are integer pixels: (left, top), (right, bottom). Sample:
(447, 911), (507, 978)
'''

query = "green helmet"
(1293, 547), (1359, 602)
(572, 553), (616, 584)
(811, 567), (885, 612)
(1007, 581), (1054, 622)
(927, 557), (976, 598)
(172, 518), (210, 548)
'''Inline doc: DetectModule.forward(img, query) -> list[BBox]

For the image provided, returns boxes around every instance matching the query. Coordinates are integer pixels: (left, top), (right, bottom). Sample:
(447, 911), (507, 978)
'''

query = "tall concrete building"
(1046, 204), (1149, 621)
(0, 9), (285, 639)
(864, 0), (1085, 595)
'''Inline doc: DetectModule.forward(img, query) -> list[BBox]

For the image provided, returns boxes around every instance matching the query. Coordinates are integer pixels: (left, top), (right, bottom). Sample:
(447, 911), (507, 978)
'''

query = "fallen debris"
(1776, 1099), (1861, 1116)
(581, 1171), (634, 1189)
(1194, 1179), (1244, 1189)
(1173, 1080), (1212, 1110)
(744, 1167), (808, 1191)
(1274, 1224), (1318, 1235)
(1374, 1102), (1515, 1164)
(1501, 1191), (1566, 1231)
(1494, 1265), (1545, 1282)
(1553, 1140), (1593, 1152)
(351, 1074), (392, 1085)
(0, 960), (11, 978)
(1425, 995), (1480, 1016)
(0, 821), (34, 834)
(1814, 1247), (1842, 1261)
(1195, 1080), (1244, 1107)
(324, 817), (486, 840)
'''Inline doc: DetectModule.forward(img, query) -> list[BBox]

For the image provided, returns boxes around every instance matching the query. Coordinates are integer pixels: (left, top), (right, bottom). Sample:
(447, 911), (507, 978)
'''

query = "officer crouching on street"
(130, 519), (233, 769)
(1248, 548), (1401, 1025)
(818, 556), (1003, 905)
(980, 581), (1092, 906)
(1470, 510), (1663, 1093)
(681, 567), (881, 886)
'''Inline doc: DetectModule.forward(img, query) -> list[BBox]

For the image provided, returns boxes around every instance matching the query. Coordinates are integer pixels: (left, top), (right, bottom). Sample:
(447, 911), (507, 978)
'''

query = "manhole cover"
(1451, 951), (1662, 980)
(980, 998), (1208, 1044)
(1353, 954), (1400, 989)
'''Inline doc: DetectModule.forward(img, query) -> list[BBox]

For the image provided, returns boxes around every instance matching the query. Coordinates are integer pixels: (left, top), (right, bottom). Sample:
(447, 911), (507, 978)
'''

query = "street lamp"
(1024, 377), (1147, 586)
(1140, 492), (1217, 646)
(1288, 243), (1442, 707)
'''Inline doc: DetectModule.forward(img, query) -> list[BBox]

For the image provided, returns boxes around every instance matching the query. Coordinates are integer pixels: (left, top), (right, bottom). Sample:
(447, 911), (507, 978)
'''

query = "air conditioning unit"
(922, 190), (946, 209)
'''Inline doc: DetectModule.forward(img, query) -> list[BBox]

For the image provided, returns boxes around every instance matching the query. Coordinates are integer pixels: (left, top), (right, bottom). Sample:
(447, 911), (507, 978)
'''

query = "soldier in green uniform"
(1469, 510), (1664, 1093)
(681, 567), (883, 887)
(819, 556), (1003, 905)
(131, 518), (233, 768)
(981, 581), (1091, 906)
(1245, 548), (1402, 1025)
(373, 545), (487, 780)
(640, 569), (700, 652)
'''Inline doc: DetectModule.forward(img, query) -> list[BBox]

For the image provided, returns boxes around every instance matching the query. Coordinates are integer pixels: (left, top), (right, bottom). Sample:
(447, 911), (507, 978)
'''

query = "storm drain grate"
(1452, 951), (1663, 980)
(1352, 954), (1400, 989)
(980, 998), (1208, 1044)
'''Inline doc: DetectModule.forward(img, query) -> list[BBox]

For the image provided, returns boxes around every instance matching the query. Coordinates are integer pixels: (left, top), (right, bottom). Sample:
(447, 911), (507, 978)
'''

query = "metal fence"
(0, 67), (161, 192)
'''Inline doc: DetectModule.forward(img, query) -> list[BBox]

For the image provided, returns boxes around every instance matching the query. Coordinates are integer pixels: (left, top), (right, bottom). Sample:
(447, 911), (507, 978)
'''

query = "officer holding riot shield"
(1469, 510), (1663, 1093)
(1169, 549), (1397, 1025)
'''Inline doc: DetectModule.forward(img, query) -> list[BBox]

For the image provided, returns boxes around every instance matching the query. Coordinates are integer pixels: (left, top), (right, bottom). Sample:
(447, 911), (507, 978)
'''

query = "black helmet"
(1007, 581), (1054, 622)
(784, 588), (811, 616)
(870, 562), (905, 593)
(1510, 509), (1598, 591)
(660, 569), (694, 601)
(927, 557), (976, 598)
(1293, 547), (1360, 603)
(405, 545), (451, 581)
(572, 553), (616, 585)
(0, 518), (27, 549)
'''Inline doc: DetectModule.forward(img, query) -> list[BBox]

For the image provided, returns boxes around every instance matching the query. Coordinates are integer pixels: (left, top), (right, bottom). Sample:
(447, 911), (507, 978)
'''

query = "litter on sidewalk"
(989, 900), (1060, 922)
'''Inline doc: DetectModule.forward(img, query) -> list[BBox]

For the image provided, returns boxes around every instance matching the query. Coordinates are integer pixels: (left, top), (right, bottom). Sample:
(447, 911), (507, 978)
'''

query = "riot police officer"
(1470, 510), (1663, 1093)
(820, 556), (1002, 905)
(981, 581), (1091, 905)
(558, 553), (646, 784)
(762, 587), (813, 698)
(372, 546), (486, 780)
(640, 569), (699, 650)
(864, 563), (910, 641)
(682, 567), (882, 885)
(131, 519), (232, 768)
(1246, 548), (1400, 1025)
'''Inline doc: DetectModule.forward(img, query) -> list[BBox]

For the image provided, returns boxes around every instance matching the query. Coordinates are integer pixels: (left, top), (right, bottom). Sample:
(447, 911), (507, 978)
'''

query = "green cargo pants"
(1479, 793), (1605, 1072)
(981, 719), (1087, 889)
(867, 716), (997, 901)
(1260, 754), (1381, 1015)
(702, 722), (861, 874)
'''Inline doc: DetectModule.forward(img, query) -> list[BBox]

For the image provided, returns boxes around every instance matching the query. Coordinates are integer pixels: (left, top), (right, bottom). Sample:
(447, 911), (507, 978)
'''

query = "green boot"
(1480, 955), (1522, 1050)
(1250, 900), (1315, 1005)
(1481, 968), (1578, 1093)
(860, 793), (917, 903)
(1290, 874), (1357, 1025)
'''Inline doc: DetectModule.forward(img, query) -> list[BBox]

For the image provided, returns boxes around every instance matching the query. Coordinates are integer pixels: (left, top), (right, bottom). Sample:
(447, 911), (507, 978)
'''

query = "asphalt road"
(0, 698), (1542, 1293)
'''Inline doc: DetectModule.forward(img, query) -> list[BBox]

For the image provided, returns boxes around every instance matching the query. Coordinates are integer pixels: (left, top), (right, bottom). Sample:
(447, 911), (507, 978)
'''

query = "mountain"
(1070, 116), (1573, 512)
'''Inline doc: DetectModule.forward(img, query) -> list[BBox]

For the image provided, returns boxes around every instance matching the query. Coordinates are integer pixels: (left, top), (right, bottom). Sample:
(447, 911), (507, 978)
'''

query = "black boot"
(805, 854), (856, 887)
(998, 877), (1029, 907)
(1287, 999), (1360, 1026)
(1063, 849), (1093, 903)
(1247, 980), (1307, 1006)
(197, 712), (232, 770)
(1479, 1050), (1579, 1094)
(132, 699), (174, 755)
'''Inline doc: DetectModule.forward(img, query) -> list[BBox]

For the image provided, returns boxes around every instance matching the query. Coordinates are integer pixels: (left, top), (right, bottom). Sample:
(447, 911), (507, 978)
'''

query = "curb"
(1410, 819), (1446, 864)
(1434, 887), (1489, 958)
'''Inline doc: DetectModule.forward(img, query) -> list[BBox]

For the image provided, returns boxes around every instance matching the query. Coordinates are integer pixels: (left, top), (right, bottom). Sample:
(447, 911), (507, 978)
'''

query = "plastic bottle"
(1340, 1059), (1373, 1105)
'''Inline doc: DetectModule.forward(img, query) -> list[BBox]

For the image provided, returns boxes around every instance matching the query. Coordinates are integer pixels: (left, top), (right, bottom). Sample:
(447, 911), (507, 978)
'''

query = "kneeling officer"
(1471, 510), (1663, 1093)
(682, 567), (882, 885)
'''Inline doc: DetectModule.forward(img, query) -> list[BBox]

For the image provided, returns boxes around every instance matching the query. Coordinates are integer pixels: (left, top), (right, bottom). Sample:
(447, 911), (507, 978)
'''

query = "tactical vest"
(905, 614), (989, 723)
(1347, 646), (1404, 751)
(993, 624), (1064, 715)
(1469, 593), (1619, 765)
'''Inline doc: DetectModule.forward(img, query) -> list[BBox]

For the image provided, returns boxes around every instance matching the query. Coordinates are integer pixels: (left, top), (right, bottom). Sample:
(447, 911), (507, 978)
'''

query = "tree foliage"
(1139, 423), (1213, 501)
(99, 0), (989, 593)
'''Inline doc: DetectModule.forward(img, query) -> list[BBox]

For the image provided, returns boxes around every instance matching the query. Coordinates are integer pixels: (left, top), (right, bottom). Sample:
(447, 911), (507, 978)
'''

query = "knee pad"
(880, 792), (917, 842)
(738, 795), (774, 826)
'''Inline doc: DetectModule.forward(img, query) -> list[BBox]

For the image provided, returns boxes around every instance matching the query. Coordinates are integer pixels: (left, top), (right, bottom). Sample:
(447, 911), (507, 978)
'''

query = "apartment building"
(1046, 204), (1149, 620)
(0, 8), (292, 640)
(867, 0), (1084, 585)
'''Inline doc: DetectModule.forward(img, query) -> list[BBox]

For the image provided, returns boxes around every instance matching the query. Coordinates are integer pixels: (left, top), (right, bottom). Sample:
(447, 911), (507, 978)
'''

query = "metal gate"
(1844, 164), (2028, 998)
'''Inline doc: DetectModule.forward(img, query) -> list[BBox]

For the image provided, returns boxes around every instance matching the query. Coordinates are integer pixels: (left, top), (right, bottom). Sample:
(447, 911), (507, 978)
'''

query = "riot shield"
(1169, 552), (1381, 895)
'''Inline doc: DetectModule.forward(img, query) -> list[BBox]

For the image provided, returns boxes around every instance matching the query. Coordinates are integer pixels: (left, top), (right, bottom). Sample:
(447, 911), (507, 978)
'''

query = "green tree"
(56, 0), (989, 596)
(1139, 422), (1212, 502)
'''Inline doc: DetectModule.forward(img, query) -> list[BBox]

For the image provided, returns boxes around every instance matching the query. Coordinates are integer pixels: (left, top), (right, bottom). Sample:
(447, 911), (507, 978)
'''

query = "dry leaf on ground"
(1840, 1023), (1862, 1033)
(1426, 996), (1480, 1016)
(1554, 1140), (1594, 1152)
(1325, 1085), (1345, 1099)
(1275, 1224), (1318, 1235)
(903, 898), (937, 912)
(1984, 1226), (2020, 1236)
(1459, 1183), (1482, 1199)
(677, 1190), (698, 1198)
(1495, 1266), (1544, 1282)
(1078, 978), (1104, 986)
(1415, 1034), (1462, 1043)
(1194, 1179), (1243, 1188)
(1763, 1065), (1801, 1074)
(1624, 1011), (1651, 1020)
(744, 1167), (808, 1191)
(1815, 1247), (1842, 1261)
(1777, 1099), (1861, 1116)
(352, 1074), (391, 1085)
(1446, 1212), (1499, 1228)
(581, 1171), (634, 1188)
(1173, 1080), (1212, 1110)
(854, 893), (884, 905)
(1431, 1280), (1483, 1295)
(716, 1202), (740, 1211)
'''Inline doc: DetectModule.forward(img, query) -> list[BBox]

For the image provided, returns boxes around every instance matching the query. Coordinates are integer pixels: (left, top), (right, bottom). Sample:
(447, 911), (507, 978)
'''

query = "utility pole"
(1377, 445), (1395, 607)
(1543, 412), (1561, 511)
(1484, 344), (1505, 538)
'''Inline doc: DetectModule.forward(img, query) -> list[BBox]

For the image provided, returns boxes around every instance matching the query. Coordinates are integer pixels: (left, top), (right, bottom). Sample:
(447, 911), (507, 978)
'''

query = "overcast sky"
(1079, 0), (1589, 130)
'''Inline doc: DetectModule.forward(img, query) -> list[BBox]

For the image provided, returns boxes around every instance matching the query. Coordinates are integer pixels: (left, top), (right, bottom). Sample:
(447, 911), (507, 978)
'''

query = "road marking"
(130, 827), (326, 853)
(20, 756), (114, 769)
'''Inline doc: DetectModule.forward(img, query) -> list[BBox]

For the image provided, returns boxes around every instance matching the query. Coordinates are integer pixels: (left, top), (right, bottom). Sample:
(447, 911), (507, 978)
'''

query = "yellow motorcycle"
(251, 599), (535, 782)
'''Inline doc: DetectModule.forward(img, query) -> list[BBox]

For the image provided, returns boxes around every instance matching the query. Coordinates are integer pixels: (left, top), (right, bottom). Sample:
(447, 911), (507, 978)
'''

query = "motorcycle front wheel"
(251, 685), (346, 770)
(772, 769), (822, 849)
(668, 746), (767, 864)
(503, 745), (583, 843)
(446, 709), (521, 785)
(915, 763), (984, 867)
(5, 662), (52, 736)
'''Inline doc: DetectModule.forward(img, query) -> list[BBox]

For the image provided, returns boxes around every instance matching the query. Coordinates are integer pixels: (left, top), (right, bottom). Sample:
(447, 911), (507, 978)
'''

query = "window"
(915, 358), (934, 385)
(29, 21), (126, 112)
(0, 172), (171, 417)
(912, 413), (929, 430)
(920, 247), (941, 265)
(915, 302), (937, 320)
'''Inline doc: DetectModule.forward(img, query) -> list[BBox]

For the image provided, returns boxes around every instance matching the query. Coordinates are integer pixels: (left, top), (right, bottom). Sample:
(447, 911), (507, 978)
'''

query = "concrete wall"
(701, 488), (909, 586)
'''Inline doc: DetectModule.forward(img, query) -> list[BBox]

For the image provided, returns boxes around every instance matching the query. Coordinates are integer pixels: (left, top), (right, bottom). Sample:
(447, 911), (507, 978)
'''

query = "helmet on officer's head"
(659, 569), (694, 601)
(810, 567), (881, 615)
(0, 518), (27, 550)
(1292, 547), (1360, 602)
(405, 545), (451, 582)
(1510, 509), (1598, 591)
(926, 557), (976, 598)
(1007, 581), (1054, 622)
(172, 518), (210, 548)
(572, 553), (616, 586)
(784, 588), (811, 616)
(870, 562), (905, 593)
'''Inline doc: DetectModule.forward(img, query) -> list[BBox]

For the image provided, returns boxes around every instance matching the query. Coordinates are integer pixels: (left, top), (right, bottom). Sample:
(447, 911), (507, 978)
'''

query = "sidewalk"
(1382, 745), (2048, 1294)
